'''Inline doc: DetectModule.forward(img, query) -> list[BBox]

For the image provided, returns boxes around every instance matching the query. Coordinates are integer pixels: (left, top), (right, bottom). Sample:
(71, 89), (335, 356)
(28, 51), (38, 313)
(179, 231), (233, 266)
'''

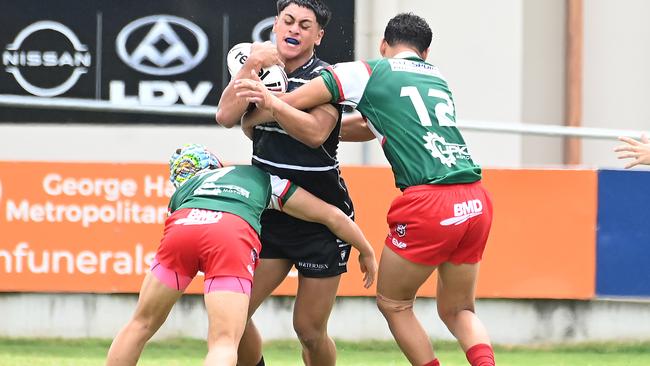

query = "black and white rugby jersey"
(252, 54), (354, 240)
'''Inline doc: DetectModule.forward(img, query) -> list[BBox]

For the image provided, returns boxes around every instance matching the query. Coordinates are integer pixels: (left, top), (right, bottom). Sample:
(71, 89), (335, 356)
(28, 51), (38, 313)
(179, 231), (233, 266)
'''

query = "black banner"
(0, 0), (355, 124)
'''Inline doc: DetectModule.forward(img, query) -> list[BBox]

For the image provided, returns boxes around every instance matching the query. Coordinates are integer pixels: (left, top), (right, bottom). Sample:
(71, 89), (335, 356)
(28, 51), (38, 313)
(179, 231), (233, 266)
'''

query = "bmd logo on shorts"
(3, 21), (91, 97)
(440, 199), (483, 226)
(116, 15), (208, 76)
(174, 209), (222, 225)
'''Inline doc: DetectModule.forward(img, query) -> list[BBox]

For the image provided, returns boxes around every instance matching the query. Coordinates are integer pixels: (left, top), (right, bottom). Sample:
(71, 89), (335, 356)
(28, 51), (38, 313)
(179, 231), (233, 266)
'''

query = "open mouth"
(285, 37), (300, 46)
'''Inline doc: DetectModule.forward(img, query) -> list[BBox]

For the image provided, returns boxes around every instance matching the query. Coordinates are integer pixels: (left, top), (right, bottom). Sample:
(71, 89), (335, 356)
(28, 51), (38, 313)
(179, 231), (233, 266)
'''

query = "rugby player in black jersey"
(216, 1), (357, 365)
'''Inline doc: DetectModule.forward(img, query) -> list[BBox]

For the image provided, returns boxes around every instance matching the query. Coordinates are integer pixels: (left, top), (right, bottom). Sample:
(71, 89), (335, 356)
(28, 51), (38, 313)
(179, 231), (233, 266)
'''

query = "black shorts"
(260, 222), (352, 278)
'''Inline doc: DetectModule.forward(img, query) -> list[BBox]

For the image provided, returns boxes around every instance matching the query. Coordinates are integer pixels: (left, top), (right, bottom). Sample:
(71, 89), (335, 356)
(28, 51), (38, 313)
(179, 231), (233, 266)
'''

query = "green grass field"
(1, 338), (649, 365)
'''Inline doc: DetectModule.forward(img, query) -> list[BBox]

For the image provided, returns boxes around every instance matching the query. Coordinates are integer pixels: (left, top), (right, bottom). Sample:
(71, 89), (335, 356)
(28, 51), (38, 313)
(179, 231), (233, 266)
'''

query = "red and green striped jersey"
(321, 52), (481, 189)
(169, 165), (297, 234)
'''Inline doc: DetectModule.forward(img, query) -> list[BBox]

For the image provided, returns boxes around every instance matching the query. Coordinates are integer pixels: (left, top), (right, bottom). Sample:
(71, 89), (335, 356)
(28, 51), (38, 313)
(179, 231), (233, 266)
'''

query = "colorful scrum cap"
(169, 143), (222, 188)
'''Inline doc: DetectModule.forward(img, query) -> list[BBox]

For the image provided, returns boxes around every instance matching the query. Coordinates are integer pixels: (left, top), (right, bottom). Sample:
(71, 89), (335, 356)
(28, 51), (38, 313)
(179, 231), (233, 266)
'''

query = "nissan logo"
(116, 15), (208, 76)
(3, 21), (91, 97)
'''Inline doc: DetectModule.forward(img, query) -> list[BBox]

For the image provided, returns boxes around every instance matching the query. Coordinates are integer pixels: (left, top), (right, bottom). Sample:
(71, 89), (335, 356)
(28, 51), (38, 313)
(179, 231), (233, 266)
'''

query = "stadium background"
(1, 0), (649, 345)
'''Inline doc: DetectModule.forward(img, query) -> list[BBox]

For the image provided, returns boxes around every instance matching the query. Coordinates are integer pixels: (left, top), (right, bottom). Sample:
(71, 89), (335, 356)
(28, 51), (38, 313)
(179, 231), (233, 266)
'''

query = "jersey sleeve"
(320, 60), (373, 107)
(268, 174), (299, 210)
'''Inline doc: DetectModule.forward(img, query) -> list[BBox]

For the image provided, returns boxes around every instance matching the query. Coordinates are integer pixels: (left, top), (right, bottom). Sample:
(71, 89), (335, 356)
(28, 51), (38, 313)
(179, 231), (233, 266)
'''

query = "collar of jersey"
(393, 51), (422, 60)
(287, 53), (317, 77)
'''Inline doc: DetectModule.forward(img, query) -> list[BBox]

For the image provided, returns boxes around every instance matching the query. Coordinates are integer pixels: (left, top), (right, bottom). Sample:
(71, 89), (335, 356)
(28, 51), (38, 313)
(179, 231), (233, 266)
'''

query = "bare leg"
(436, 262), (491, 351)
(376, 247), (436, 365)
(237, 259), (292, 366)
(204, 291), (250, 366)
(293, 274), (341, 366)
(106, 273), (182, 366)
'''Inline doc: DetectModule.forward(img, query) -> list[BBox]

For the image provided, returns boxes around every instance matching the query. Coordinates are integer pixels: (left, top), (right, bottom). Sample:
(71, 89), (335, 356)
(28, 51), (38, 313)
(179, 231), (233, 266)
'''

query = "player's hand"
(234, 71), (279, 112)
(249, 41), (285, 69)
(615, 134), (650, 168)
(358, 251), (377, 289)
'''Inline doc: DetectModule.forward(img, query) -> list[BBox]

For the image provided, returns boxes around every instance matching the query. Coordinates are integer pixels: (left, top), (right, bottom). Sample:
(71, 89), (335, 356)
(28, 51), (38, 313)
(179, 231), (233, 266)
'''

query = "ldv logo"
(116, 15), (208, 76)
(111, 15), (212, 106)
(440, 199), (483, 226)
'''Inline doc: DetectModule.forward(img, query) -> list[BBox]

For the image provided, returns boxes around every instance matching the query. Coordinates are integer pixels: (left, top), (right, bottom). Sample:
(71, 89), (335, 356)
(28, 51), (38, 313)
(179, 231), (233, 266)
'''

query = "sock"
(255, 355), (265, 366)
(423, 359), (440, 366)
(466, 343), (495, 366)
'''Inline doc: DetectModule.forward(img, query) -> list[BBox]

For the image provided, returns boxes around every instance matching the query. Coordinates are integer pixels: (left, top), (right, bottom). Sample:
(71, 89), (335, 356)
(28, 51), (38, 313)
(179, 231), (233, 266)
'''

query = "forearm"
(215, 64), (262, 127)
(340, 113), (375, 142)
(325, 212), (374, 257)
(278, 77), (332, 110)
(270, 100), (333, 148)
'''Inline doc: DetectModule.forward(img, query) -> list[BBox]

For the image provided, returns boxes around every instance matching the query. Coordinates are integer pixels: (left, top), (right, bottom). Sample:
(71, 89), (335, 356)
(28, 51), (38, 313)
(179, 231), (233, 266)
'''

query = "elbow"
(215, 109), (237, 128)
(304, 133), (328, 149)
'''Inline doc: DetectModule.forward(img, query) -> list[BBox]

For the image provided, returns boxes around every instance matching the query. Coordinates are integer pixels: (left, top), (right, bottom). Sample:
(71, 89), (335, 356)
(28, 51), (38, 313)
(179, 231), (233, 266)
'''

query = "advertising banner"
(0, 162), (599, 298)
(0, 0), (355, 124)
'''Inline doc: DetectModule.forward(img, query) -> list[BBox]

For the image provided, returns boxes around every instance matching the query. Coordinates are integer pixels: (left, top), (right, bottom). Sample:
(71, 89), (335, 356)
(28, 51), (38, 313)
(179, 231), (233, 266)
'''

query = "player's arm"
(340, 113), (375, 142)
(215, 42), (284, 128)
(282, 187), (377, 288)
(242, 102), (339, 148)
(238, 74), (338, 148)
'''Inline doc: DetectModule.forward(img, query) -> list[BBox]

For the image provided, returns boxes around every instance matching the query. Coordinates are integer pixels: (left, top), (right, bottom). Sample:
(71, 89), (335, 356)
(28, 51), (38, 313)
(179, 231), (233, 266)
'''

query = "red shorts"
(155, 208), (261, 282)
(385, 181), (493, 266)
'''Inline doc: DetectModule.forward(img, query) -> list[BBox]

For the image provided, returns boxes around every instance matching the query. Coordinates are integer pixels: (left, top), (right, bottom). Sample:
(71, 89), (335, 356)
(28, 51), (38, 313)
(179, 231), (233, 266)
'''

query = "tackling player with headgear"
(105, 144), (376, 366)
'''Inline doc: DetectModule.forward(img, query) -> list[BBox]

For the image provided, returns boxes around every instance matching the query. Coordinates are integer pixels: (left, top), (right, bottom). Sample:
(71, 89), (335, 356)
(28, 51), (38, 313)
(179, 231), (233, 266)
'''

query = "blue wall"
(596, 169), (650, 297)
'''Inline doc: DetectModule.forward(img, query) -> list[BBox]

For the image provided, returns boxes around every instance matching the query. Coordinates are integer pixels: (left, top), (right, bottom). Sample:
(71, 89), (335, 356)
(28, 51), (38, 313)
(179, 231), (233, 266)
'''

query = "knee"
(437, 303), (475, 325)
(376, 293), (414, 318)
(126, 316), (159, 339)
(293, 322), (326, 349)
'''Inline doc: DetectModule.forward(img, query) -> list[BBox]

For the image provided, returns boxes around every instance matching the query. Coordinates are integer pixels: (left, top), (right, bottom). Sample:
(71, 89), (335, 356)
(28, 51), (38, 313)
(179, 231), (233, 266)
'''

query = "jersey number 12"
(400, 86), (456, 127)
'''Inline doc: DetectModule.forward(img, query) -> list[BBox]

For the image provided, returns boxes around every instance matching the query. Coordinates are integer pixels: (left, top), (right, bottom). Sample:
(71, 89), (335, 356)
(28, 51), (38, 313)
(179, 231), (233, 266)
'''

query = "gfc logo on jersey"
(423, 132), (471, 168)
(440, 199), (483, 226)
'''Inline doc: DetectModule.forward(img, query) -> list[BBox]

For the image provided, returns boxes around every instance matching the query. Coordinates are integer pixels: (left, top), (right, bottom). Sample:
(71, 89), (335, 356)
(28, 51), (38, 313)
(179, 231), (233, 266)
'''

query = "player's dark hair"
(384, 12), (432, 54)
(277, 0), (332, 29)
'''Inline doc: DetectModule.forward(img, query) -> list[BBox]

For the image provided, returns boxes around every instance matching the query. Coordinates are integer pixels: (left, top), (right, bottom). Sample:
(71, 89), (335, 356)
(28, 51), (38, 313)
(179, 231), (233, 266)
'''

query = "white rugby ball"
(226, 42), (288, 93)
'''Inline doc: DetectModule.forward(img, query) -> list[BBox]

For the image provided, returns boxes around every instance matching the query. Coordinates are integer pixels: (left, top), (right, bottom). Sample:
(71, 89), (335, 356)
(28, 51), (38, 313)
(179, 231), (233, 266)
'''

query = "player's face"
(273, 4), (324, 61)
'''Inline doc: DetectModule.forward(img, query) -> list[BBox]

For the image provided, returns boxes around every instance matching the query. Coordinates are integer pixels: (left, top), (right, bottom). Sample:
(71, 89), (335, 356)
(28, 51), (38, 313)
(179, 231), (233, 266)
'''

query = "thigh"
(132, 272), (183, 325)
(376, 246), (436, 300)
(204, 291), (250, 342)
(247, 258), (293, 315)
(436, 262), (480, 312)
(293, 275), (341, 328)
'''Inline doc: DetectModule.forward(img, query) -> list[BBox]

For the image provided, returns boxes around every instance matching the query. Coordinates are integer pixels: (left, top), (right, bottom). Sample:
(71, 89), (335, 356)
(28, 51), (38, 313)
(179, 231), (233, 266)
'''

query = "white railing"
(0, 94), (647, 139)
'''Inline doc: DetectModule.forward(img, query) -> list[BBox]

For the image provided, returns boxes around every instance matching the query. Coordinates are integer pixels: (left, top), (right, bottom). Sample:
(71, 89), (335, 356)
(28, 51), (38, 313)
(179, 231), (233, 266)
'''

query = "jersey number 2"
(400, 86), (456, 127)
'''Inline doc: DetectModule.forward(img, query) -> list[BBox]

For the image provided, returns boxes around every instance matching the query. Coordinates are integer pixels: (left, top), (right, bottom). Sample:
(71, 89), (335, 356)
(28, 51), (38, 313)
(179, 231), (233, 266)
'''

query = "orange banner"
(273, 168), (598, 299)
(0, 162), (597, 298)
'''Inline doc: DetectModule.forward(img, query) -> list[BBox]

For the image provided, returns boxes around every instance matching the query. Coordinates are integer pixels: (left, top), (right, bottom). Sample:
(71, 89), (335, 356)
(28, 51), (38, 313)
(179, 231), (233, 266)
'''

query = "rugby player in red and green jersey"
(106, 144), (377, 366)
(235, 12), (496, 366)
